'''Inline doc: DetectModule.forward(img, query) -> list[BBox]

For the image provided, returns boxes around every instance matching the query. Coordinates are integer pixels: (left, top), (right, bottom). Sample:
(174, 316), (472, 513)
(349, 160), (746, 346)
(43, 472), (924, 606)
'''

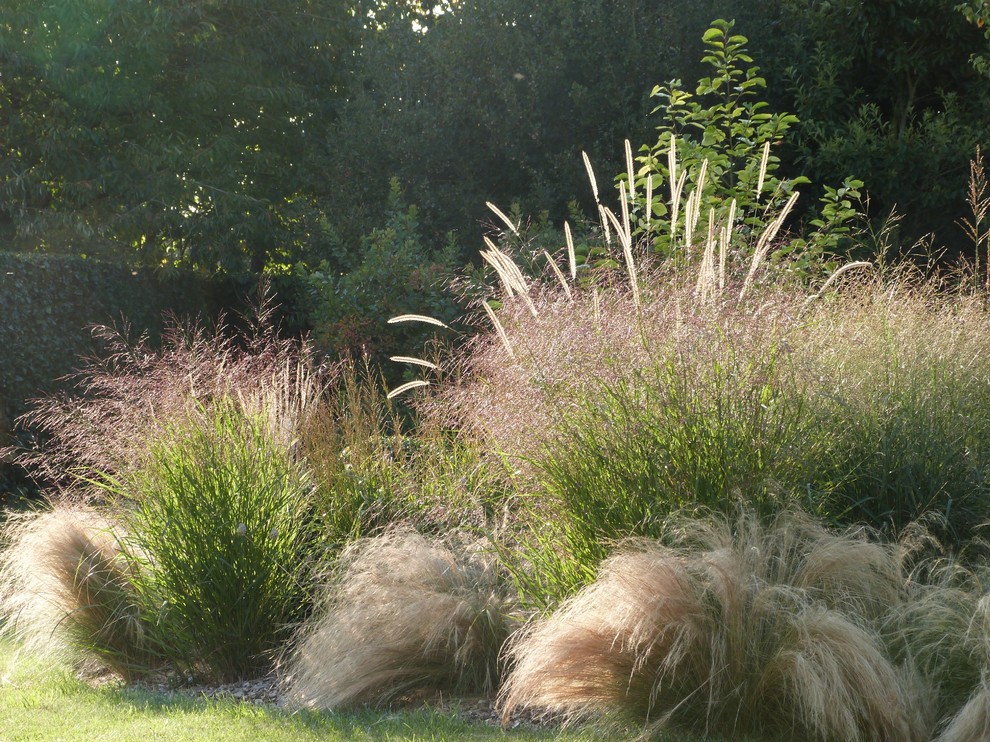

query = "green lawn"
(0, 645), (744, 741)
(0, 647), (601, 742)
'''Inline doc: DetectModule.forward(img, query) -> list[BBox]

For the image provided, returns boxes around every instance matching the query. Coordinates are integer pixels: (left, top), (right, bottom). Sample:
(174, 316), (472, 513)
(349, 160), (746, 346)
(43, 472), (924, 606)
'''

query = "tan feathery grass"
(282, 530), (516, 709)
(0, 505), (149, 678)
(882, 540), (990, 727)
(499, 511), (929, 741)
(935, 678), (990, 742)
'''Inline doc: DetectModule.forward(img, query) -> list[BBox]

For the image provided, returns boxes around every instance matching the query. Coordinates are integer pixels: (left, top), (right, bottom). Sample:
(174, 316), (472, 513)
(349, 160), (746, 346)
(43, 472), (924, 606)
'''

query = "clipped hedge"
(0, 253), (218, 418)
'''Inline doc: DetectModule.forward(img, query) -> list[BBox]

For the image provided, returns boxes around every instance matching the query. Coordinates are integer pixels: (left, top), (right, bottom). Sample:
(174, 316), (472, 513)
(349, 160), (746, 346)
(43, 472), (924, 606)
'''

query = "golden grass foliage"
(0, 505), (147, 677)
(282, 530), (516, 709)
(499, 512), (931, 741)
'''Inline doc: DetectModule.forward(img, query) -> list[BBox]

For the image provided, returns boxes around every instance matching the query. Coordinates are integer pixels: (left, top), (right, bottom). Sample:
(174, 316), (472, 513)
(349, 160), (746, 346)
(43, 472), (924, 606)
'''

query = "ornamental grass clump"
(499, 511), (930, 741)
(0, 505), (148, 678)
(936, 677), (990, 742)
(881, 541), (990, 730)
(440, 262), (990, 618)
(104, 398), (318, 682)
(283, 529), (517, 709)
(792, 283), (990, 545)
(4, 306), (335, 682)
(19, 300), (320, 488)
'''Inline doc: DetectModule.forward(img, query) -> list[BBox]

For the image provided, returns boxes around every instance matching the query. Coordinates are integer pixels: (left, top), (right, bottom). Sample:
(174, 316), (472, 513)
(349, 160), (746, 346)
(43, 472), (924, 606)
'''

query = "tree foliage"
(756, 0), (990, 255)
(627, 19), (864, 272)
(0, 0), (355, 273)
(324, 0), (744, 249)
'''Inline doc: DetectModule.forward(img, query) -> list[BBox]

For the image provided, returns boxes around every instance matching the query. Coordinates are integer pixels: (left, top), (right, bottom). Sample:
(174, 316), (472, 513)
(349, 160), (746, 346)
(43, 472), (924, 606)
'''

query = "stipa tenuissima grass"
(283, 529), (518, 709)
(499, 511), (931, 741)
(0, 505), (150, 678)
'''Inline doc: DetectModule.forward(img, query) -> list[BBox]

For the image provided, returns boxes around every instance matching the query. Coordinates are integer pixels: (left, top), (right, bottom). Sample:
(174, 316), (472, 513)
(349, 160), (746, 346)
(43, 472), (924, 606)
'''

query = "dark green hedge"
(0, 253), (218, 420)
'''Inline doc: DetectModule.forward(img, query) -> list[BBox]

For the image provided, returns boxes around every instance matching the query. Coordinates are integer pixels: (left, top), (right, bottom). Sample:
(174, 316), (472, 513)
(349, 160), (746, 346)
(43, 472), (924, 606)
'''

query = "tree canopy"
(2, 0), (989, 273)
(0, 0), (355, 272)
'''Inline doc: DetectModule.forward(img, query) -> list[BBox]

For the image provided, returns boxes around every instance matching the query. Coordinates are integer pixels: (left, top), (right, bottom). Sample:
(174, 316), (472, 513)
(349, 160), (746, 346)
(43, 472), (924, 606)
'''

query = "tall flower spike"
(564, 222), (577, 280)
(483, 301), (515, 359)
(388, 314), (450, 329)
(625, 139), (636, 202)
(543, 251), (573, 301)
(486, 202), (519, 236)
(582, 151), (600, 204)
(755, 140), (770, 201)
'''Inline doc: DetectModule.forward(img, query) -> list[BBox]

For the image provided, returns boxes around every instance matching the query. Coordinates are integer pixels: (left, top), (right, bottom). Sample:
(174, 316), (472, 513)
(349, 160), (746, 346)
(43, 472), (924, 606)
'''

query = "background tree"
(748, 0), (990, 257)
(0, 0), (356, 273)
(322, 0), (753, 253)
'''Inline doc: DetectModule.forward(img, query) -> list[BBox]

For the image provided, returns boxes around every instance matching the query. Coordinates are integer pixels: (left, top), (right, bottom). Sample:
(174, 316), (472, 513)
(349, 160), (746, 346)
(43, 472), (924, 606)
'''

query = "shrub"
(297, 180), (460, 374)
(794, 283), (990, 543)
(282, 529), (516, 709)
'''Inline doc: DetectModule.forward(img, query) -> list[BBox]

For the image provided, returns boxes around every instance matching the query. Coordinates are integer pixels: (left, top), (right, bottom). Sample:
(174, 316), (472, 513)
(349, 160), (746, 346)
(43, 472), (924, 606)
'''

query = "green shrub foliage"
(628, 19), (865, 275)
